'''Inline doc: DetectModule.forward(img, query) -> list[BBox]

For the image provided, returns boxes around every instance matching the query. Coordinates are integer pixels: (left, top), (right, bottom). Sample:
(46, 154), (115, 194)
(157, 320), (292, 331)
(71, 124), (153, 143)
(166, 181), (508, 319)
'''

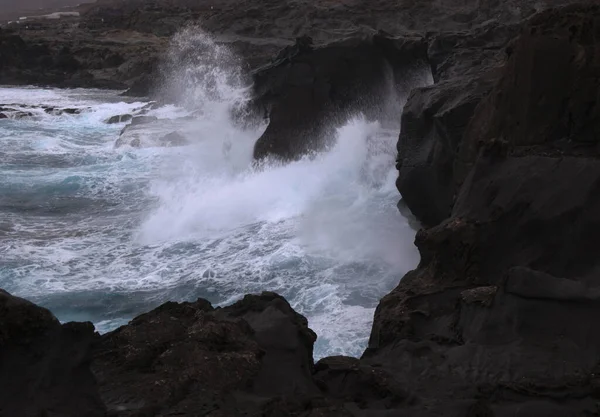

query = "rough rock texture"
(3, 2), (600, 417)
(461, 4), (600, 170)
(0, 0), (583, 93)
(394, 0), (583, 227)
(0, 23), (163, 91)
(252, 34), (429, 161)
(93, 292), (324, 416)
(0, 289), (104, 417)
(395, 24), (518, 226)
(368, 3), (600, 416)
(0, 0), (91, 22)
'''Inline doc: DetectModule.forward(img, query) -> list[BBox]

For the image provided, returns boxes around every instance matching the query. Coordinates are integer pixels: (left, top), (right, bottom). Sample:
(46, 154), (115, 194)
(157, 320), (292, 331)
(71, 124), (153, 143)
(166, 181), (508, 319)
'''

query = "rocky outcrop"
(0, 289), (104, 417)
(252, 34), (429, 161)
(0, 22), (164, 90)
(0, 290), (328, 416)
(461, 4), (600, 168)
(394, 0), (586, 227)
(367, 3), (600, 415)
(93, 292), (322, 416)
(114, 118), (191, 148)
(395, 23), (519, 226)
(3, 2), (600, 417)
(0, 0), (583, 94)
(106, 114), (132, 124)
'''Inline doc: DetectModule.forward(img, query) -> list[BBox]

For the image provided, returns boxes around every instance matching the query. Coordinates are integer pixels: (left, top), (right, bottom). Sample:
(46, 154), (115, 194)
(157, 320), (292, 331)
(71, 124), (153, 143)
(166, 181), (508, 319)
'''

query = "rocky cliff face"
(2, 1), (600, 417)
(251, 34), (429, 161)
(369, 3), (600, 416)
(0, 0), (584, 94)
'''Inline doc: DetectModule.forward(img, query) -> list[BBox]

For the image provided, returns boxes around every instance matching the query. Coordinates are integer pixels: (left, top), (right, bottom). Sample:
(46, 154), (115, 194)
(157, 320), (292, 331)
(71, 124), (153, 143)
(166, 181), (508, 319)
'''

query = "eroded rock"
(251, 34), (430, 162)
(160, 131), (187, 146)
(130, 115), (158, 126)
(368, 4), (600, 415)
(0, 290), (105, 417)
(92, 292), (321, 416)
(106, 114), (133, 124)
(395, 23), (519, 227)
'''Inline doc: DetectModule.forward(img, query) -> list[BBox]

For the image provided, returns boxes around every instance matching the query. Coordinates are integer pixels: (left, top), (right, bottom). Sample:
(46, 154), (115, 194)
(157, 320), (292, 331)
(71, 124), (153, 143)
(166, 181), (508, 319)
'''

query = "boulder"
(106, 114), (133, 124)
(0, 289), (105, 417)
(44, 107), (84, 115)
(251, 34), (430, 162)
(0, 113), (7, 119)
(62, 108), (81, 115)
(14, 111), (33, 119)
(159, 131), (187, 146)
(130, 115), (158, 126)
(92, 292), (321, 416)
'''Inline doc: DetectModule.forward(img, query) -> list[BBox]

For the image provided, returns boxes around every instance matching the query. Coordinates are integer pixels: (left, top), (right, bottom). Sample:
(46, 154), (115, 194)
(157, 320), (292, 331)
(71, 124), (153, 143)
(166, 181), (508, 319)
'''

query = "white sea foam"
(0, 28), (424, 358)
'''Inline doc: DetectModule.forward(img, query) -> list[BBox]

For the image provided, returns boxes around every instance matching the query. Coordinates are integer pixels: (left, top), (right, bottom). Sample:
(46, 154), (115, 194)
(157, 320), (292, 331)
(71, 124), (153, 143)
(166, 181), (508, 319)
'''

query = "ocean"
(0, 31), (419, 358)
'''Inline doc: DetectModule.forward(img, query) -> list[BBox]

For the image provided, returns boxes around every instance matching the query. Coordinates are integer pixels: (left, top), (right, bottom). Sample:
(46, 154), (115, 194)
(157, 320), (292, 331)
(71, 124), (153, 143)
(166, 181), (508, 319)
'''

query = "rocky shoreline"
(2, 0), (600, 416)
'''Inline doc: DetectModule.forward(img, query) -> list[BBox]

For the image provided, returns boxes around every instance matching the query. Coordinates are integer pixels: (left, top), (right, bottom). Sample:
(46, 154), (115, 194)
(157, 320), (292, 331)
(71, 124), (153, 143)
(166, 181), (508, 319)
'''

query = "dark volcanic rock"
(218, 292), (319, 397)
(368, 4), (600, 416)
(107, 114), (133, 124)
(395, 23), (519, 227)
(314, 356), (413, 408)
(252, 34), (430, 161)
(160, 131), (187, 146)
(396, 75), (498, 227)
(0, 289), (105, 417)
(395, 1), (588, 227)
(0, 112), (6, 119)
(121, 74), (155, 97)
(92, 292), (322, 416)
(460, 3), (600, 172)
(130, 115), (158, 126)
(0, 25), (159, 90)
(44, 107), (84, 115)
(0, 0), (583, 93)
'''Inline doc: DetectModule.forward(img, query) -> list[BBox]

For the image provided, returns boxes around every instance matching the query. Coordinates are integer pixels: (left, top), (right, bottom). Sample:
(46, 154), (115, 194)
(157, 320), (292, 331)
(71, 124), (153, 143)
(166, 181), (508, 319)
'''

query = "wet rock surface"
(2, 1), (600, 417)
(115, 118), (190, 149)
(0, 0), (583, 92)
(369, 3), (600, 416)
(251, 34), (429, 161)
(106, 114), (132, 124)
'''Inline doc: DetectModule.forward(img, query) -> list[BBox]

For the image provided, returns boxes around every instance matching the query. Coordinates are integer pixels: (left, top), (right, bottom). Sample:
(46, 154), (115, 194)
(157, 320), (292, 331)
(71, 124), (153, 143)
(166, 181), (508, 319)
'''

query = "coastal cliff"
(2, 1), (600, 416)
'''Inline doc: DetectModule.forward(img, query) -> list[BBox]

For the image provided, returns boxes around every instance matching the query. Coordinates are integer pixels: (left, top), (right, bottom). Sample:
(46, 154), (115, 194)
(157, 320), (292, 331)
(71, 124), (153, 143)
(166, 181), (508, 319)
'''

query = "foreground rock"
(3, 2), (600, 417)
(93, 292), (322, 416)
(368, 3), (600, 416)
(0, 290), (332, 416)
(0, 289), (104, 417)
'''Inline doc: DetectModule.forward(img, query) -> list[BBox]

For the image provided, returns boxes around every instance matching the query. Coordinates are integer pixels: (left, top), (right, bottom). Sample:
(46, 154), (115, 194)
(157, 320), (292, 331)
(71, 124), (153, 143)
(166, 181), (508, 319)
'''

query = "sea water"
(0, 29), (423, 358)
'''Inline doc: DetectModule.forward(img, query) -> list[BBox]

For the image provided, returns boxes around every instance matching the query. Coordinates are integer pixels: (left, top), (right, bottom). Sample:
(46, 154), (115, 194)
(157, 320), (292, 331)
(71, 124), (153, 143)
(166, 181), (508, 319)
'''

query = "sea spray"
(0, 28), (420, 358)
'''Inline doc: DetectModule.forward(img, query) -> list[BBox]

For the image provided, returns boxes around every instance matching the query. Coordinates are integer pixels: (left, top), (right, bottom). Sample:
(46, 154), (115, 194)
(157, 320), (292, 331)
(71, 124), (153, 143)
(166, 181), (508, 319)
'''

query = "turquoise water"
(0, 84), (417, 358)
